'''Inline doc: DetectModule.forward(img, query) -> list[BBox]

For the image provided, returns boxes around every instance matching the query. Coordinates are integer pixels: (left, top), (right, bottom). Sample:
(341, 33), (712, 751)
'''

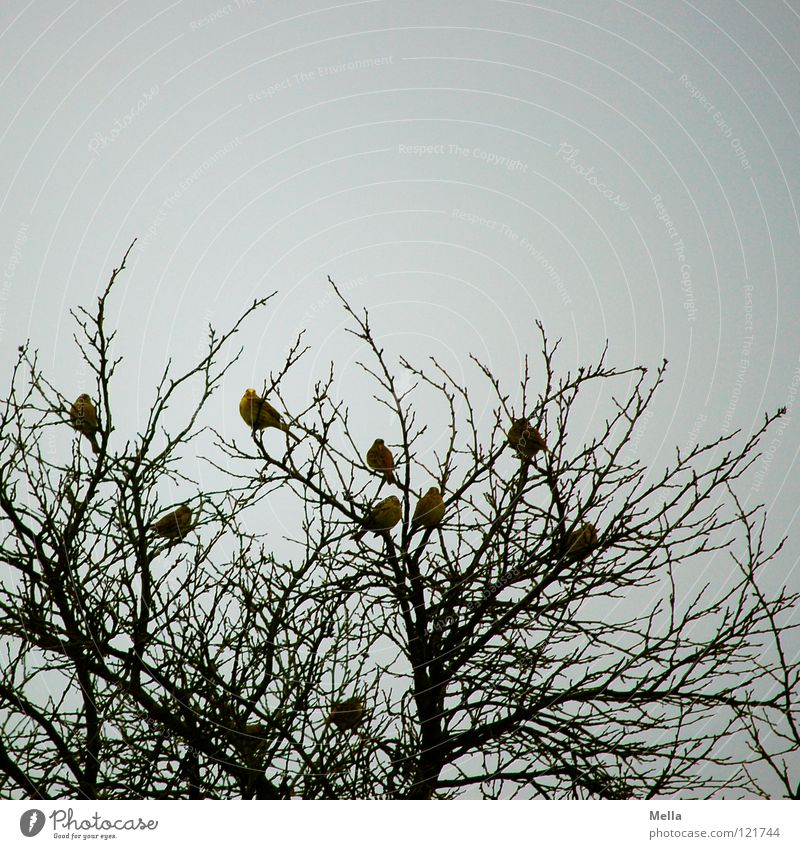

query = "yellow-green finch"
(150, 504), (193, 539)
(507, 417), (548, 459)
(562, 523), (598, 560)
(353, 495), (402, 540)
(239, 388), (291, 434)
(327, 697), (365, 731)
(366, 438), (397, 485)
(69, 394), (100, 454)
(412, 487), (445, 532)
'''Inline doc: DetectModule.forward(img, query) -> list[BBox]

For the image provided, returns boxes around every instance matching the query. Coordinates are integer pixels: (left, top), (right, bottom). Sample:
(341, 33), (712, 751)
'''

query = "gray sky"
(1, 0), (799, 794)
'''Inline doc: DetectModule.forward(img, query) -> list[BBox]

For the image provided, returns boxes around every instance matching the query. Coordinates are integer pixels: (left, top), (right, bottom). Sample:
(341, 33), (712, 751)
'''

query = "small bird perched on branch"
(239, 388), (292, 435)
(562, 523), (598, 560)
(412, 487), (445, 532)
(69, 394), (101, 454)
(327, 697), (365, 732)
(150, 504), (193, 539)
(353, 495), (402, 540)
(366, 438), (396, 485)
(507, 417), (548, 459)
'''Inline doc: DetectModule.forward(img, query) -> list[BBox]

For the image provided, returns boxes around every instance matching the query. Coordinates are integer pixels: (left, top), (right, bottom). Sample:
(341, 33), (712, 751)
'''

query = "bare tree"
(0, 245), (345, 798)
(731, 494), (800, 800)
(1, 248), (797, 799)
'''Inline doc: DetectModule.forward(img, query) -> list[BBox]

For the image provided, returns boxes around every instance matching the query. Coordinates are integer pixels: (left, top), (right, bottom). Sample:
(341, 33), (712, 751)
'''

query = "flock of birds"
(69, 388), (598, 557)
(67, 386), (599, 733)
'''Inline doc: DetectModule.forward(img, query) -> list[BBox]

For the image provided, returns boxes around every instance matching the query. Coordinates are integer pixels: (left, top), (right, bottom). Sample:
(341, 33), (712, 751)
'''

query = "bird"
(69, 394), (100, 454)
(562, 523), (598, 560)
(327, 697), (365, 732)
(239, 389), (291, 434)
(353, 495), (402, 540)
(150, 504), (193, 539)
(366, 438), (396, 485)
(412, 487), (445, 532)
(507, 417), (548, 459)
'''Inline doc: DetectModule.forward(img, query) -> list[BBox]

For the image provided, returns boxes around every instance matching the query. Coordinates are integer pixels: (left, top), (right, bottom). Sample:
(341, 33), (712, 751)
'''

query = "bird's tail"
(88, 432), (100, 454)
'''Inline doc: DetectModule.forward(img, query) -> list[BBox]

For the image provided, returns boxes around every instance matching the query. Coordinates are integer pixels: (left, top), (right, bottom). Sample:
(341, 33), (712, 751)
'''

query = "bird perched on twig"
(239, 388), (292, 435)
(150, 504), (193, 540)
(366, 438), (396, 485)
(353, 495), (402, 540)
(327, 697), (365, 732)
(69, 394), (101, 454)
(412, 487), (445, 533)
(507, 417), (548, 459)
(561, 523), (598, 560)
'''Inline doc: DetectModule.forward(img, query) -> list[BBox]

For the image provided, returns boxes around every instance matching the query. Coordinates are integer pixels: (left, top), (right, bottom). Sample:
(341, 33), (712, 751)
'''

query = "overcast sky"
(1, 0), (799, 795)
